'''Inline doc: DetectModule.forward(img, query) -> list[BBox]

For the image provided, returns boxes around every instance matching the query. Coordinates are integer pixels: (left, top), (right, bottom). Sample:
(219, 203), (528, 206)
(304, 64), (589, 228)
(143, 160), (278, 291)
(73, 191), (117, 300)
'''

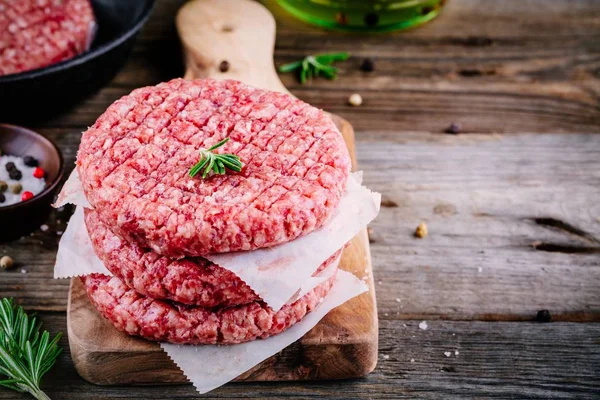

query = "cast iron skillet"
(0, 0), (155, 122)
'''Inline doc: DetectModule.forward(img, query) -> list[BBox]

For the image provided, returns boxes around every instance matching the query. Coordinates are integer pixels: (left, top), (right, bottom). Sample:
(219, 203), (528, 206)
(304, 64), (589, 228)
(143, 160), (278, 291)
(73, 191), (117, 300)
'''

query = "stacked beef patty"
(77, 78), (351, 344)
(0, 0), (96, 76)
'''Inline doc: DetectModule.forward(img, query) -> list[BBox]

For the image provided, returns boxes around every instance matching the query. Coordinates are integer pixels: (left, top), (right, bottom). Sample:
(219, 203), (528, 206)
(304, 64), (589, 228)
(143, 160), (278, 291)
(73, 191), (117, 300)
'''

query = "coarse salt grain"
(40, 224), (49, 232)
(382, 354), (390, 359)
(418, 321), (428, 330)
(444, 351), (451, 357)
(20, 269), (27, 274)
(395, 298), (401, 303)
(410, 358), (415, 363)
(455, 350), (459, 356)
(478, 267), (482, 273)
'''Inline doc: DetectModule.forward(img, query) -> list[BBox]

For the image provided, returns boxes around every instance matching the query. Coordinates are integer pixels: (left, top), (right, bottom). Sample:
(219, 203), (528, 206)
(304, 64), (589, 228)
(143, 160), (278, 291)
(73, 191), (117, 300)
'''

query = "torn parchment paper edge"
(54, 207), (342, 305)
(55, 169), (380, 311)
(161, 269), (368, 394)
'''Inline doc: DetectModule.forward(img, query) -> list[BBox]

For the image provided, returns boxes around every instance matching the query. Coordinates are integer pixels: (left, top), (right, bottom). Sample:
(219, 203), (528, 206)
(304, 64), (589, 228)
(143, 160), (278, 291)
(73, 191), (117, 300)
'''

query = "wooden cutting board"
(67, 0), (378, 385)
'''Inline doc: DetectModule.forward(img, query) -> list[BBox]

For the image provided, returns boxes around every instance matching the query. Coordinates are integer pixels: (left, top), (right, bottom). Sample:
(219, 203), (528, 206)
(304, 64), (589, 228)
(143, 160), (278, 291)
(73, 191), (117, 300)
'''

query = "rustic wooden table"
(1, 0), (599, 398)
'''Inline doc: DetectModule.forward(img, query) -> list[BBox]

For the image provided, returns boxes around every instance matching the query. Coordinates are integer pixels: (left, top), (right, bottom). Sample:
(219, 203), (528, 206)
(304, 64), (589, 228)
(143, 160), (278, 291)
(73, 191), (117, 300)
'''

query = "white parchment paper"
(56, 216), (367, 394)
(55, 170), (380, 311)
(55, 207), (342, 298)
(54, 207), (110, 277)
(162, 270), (367, 394)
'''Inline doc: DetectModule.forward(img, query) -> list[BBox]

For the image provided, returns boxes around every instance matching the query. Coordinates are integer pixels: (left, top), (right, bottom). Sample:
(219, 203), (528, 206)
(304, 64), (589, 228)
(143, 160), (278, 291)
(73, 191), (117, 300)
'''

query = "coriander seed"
(415, 222), (428, 238)
(10, 183), (22, 194)
(348, 93), (363, 106)
(1, 255), (14, 269)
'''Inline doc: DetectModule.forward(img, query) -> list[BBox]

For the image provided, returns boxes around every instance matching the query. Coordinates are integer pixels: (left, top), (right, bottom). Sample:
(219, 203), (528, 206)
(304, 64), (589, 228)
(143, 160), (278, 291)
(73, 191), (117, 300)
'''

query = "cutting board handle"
(176, 0), (291, 95)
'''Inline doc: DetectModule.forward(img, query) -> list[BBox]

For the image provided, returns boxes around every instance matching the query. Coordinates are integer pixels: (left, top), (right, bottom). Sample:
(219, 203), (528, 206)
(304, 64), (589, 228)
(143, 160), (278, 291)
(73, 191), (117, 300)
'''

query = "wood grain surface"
(0, 0), (599, 398)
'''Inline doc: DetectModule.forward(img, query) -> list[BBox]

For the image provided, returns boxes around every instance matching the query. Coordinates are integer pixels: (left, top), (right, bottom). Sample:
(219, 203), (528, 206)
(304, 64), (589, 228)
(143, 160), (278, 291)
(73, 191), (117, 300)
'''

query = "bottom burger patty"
(81, 272), (336, 345)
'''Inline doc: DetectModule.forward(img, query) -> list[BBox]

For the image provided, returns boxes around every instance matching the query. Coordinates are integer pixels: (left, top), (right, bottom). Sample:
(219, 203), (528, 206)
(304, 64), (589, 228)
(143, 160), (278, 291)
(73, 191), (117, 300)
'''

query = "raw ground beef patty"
(0, 0), (95, 76)
(81, 272), (336, 344)
(84, 207), (342, 307)
(77, 78), (351, 258)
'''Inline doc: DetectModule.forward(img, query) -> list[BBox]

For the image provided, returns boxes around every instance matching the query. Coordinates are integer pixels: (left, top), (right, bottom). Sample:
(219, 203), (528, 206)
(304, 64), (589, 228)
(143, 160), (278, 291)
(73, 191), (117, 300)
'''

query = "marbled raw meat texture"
(84, 207), (342, 307)
(77, 78), (351, 258)
(0, 0), (95, 75)
(81, 271), (336, 345)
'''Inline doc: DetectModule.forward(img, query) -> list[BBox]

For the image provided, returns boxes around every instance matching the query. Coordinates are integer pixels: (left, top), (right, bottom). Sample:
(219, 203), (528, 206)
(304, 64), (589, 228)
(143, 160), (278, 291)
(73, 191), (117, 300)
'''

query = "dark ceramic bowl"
(0, 125), (65, 242)
(0, 0), (155, 122)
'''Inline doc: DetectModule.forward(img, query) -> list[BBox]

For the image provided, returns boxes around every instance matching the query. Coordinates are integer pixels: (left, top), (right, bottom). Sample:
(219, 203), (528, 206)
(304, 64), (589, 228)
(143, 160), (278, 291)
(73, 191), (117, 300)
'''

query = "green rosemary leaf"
(278, 60), (303, 73)
(279, 52), (350, 84)
(314, 51), (350, 64)
(207, 137), (230, 151)
(203, 156), (215, 179)
(0, 298), (61, 400)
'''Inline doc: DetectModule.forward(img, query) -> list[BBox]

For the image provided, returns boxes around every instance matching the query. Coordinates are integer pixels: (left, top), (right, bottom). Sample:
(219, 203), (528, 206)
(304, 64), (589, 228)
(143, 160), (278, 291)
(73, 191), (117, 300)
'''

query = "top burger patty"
(77, 78), (351, 258)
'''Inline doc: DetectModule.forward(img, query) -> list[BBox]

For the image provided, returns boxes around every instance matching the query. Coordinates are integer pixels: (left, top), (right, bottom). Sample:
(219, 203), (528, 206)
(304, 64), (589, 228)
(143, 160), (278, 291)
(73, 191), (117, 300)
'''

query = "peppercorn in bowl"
(0, 124), (64, 241)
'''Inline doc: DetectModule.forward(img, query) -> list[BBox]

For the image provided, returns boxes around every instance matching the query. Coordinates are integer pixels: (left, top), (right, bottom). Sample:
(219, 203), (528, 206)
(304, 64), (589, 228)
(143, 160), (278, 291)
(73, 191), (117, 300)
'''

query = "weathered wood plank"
(1, 314), (598, 399)
(366, 133), (600, 321)
(3, 134), (598, 321)
(0, 0), (599, 398)
(29, 0), (600, 133)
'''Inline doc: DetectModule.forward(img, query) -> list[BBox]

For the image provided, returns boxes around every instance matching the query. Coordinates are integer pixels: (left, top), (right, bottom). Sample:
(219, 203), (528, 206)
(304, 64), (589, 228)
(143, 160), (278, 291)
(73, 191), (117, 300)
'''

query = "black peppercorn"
(0, 193), (5, 203)
(219, 60), (230, 73)
(5, 162), (16, 172)
(23, 155), (38, 167)
(360, 58), (375, 72)
(536, 310), (551, 322)
(8, 169), (22, 181)
(445, 122), (461, 134)
(364, 13), (379, 27)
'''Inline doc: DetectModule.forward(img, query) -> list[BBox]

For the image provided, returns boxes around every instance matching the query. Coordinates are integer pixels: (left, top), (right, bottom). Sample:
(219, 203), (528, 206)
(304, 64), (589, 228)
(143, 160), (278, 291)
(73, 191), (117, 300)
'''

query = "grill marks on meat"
(81, 271), (336, 345)
(0, 0), (95, 75)
(78, 79), (351, 258)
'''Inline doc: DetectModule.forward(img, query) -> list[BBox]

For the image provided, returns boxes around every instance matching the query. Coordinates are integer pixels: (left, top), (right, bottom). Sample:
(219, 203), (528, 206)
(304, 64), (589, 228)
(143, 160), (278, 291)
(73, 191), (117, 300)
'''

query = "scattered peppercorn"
(10, 183), (22, 194)
(219, 60), (230, 73)
(0, 256), (13, 269)
(8, 169), (22, 181)
(32, 167), (45, 179)
(0, 181), (7, 193)
(415, 222), (428, 238)
(445, 122), (461, 134)
(360, 58), (375, 72)
(0, 193), (5, 203)
(23, 155), (38, 167)
(348, 93), (363, 106)
(21, 191), (34, 201)
(536, 310), (552, 322)
(5, 162), (16, 172)
(364, 12), (379, 27)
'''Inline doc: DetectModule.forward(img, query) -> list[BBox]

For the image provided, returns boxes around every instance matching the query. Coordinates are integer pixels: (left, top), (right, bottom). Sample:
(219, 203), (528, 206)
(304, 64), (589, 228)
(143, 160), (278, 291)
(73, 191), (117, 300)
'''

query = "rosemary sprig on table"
(189, 138), (243, 179)
(278, 52), (350, 84)
(0, 298), (62, 400)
